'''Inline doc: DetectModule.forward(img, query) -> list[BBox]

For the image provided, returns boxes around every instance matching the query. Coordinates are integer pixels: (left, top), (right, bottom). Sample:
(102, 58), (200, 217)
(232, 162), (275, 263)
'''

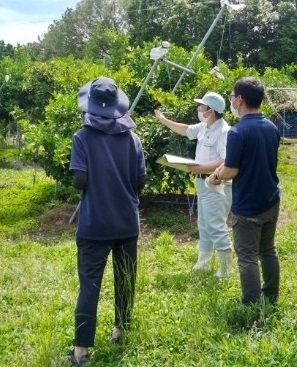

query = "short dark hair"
(205, 106), (223, 119)
(214, 111), (223, 119)
(234, 77), (265, 109)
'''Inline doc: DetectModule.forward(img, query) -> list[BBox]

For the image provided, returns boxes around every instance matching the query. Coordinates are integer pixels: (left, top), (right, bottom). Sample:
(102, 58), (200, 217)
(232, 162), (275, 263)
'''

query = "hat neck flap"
(82, 113), (136, 134)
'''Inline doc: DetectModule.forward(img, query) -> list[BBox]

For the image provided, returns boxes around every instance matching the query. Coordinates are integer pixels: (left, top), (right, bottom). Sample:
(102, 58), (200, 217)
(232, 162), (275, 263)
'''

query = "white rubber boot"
(192, 251), (213, 271)
(216, 250), (233, 278)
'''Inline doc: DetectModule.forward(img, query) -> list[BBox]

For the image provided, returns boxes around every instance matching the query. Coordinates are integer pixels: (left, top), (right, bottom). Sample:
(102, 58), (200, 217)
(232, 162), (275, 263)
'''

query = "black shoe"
(68, 349), (90, 366)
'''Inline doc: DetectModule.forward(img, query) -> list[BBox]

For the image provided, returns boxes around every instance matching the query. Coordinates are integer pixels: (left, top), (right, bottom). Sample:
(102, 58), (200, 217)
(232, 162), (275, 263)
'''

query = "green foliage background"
(1, 43), (297, 193)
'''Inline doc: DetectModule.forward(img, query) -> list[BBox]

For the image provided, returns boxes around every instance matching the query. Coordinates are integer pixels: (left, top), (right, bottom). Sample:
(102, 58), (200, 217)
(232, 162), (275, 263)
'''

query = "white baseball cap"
(194, 92), (225, 113)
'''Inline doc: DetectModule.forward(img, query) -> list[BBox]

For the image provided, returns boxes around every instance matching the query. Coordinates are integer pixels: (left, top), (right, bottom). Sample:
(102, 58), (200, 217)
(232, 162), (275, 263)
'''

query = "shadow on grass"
(0, 157), (12, 169)
(140, 204), (198, 243)
(221, 298), (280, 334)
(91, 342), (127, 366)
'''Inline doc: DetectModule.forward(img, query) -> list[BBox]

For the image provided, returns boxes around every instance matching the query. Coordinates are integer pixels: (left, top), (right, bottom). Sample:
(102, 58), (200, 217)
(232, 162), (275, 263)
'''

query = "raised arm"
(154, 109), (188, 136)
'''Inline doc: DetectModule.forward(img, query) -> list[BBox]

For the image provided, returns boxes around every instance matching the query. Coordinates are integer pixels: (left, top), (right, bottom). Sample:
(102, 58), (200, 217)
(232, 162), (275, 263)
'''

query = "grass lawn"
(1, 143), (297, 367)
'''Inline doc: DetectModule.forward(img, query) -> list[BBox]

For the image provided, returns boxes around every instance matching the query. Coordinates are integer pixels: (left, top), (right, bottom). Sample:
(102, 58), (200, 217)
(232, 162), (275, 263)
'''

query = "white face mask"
(198, 111), (207, 122)
(230, 102), (240, 118)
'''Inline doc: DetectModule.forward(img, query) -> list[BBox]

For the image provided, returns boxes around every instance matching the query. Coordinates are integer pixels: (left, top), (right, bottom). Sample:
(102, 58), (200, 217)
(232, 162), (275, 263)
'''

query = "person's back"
(72, 124), (143, 239)
(68, 77), (146, 365)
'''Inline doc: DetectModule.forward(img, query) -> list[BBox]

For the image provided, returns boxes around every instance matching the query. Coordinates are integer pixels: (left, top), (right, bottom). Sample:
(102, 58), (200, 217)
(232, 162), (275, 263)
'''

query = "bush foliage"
(0, 42), (297, 193)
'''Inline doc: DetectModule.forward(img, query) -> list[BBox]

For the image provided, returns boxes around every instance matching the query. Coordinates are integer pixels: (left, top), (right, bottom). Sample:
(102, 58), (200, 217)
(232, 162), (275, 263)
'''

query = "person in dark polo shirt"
(68, 76), (146, 365)
(209, 77), (280, 305)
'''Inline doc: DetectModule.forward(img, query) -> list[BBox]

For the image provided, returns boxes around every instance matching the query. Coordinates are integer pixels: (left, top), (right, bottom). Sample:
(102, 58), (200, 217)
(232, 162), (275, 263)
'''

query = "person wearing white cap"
(154, 92), (232, 277)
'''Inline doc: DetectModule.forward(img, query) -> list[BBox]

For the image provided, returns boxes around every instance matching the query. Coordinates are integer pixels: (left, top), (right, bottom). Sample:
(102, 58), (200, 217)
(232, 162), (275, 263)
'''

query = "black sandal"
(68, 349), (90, 366)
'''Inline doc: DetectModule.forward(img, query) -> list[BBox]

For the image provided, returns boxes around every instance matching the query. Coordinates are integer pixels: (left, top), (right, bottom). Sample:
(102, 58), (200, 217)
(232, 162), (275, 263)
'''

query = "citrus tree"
(1, 42), (297, 194)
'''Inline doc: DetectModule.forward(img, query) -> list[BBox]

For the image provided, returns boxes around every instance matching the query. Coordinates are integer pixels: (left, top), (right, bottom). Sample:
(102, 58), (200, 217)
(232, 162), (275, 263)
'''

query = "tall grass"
(1, 144), (297, 367)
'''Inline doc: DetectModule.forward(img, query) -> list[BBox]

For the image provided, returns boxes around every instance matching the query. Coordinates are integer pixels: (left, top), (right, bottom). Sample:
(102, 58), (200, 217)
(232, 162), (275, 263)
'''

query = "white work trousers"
(195, 178), (232, 252)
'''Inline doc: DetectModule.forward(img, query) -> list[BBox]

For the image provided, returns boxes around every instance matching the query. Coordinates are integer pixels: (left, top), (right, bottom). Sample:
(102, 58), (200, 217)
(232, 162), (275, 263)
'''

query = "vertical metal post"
(129, 58), (161, 115)
(0, 75), (9, 91)
(0, 74), (10, 105)
(283, 108), (285, 139)
(172, 4), (227, 92)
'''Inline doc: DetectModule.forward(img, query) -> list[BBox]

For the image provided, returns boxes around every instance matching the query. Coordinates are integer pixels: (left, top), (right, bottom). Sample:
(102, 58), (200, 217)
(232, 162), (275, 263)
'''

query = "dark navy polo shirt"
(225, 114), (280, 216)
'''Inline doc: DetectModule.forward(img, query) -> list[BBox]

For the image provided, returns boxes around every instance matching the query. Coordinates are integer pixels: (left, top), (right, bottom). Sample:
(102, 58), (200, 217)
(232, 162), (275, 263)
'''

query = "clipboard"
(156, 154), (198, 173)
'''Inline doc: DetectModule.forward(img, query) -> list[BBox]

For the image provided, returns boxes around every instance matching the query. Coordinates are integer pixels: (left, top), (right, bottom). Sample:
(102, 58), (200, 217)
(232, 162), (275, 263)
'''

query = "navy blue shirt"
(225, 113), (280, 216)
(70, 114), (146, 240)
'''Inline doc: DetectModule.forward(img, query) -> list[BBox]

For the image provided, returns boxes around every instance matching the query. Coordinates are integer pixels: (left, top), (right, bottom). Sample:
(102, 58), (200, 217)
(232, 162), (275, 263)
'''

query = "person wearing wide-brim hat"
(78, 76), (130, 119)
(154, 91), (233, 278)
(68, 76), (146, 365)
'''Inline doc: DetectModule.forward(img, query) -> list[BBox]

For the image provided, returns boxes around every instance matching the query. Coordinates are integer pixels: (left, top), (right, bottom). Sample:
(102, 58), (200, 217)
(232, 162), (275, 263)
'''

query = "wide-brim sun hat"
(78, 76), (129, 118)
(194, 91), (225, 113)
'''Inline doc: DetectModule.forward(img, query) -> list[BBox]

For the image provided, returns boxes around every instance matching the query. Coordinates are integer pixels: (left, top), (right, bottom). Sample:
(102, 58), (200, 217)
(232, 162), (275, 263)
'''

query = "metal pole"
(267, 88), (297, 91)
(172, 4), (227, 92)
(69, 201), (81, 224)
(163, 59), (196, 75)
(129, 58), (161, 115)
(0, 75), (10, 105)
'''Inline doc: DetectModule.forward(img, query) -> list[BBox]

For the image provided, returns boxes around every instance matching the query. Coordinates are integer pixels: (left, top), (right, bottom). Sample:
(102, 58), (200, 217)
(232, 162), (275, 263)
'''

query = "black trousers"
(232, 201), (280, 304)
(74, 235), (138, 347)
